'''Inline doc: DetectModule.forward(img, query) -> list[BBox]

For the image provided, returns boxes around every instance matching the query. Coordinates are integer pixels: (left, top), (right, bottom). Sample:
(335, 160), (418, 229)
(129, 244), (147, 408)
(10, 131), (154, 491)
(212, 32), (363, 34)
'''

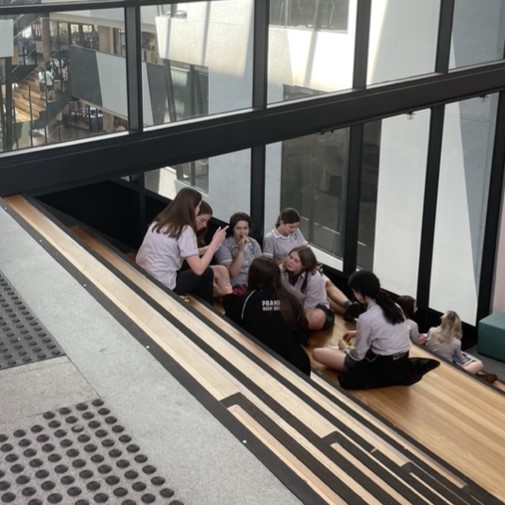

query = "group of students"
(135, 187), (492, 388)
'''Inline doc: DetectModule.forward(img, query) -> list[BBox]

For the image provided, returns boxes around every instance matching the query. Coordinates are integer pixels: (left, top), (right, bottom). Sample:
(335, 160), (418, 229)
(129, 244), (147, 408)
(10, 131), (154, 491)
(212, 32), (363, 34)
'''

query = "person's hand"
(237, 235), (250, 250)
(222, 283), (233, 295)
(338, 339), (348, 351)
(342, 331), (356, 343)
(210, 226), (228, 248)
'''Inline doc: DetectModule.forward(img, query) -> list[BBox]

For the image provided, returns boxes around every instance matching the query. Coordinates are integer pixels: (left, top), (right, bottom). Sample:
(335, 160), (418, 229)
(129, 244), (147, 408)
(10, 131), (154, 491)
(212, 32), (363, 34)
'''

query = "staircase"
(12, 70), (47, 123)
(5, 194), (505, 504)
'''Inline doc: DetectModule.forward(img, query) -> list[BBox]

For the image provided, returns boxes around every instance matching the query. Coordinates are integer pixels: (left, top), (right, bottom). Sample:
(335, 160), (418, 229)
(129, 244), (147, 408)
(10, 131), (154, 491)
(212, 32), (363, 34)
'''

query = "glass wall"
(430, 95), (497, 322)
(359, 111), (430, 296)
(267, 0), (356, 104)
(367, 0), (439, 85)
(144, 149), (251, 223)
(1, 0), (504, 320)
(1, 9), (127, 153)
(266, 127), (349, 268)
(141, 0), (253, 127)
(450, 0), (505, 69)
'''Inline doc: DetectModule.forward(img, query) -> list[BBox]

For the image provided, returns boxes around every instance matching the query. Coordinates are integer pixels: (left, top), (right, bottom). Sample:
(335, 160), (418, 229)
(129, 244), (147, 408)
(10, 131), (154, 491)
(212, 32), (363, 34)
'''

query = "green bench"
(478, 313), (505, 362)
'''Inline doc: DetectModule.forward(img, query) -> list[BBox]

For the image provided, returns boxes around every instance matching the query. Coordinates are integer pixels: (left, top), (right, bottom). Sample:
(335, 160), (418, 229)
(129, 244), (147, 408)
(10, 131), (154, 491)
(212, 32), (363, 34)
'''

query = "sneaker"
(343, 301), (363, 322)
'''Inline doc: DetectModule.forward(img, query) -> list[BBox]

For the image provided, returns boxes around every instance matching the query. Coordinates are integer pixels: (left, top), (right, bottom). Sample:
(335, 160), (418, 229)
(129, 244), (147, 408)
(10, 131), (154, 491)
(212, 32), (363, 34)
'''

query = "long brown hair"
(287, 245), (319, 293)
(152, 187), (202, 238)
(196, 201), (213, 247)
(248, 257), (307, 330)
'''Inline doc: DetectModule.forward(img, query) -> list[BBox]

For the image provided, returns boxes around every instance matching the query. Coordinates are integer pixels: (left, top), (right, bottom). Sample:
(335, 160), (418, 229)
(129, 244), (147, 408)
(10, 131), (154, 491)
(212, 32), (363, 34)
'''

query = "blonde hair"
(432, 310), (462, 344)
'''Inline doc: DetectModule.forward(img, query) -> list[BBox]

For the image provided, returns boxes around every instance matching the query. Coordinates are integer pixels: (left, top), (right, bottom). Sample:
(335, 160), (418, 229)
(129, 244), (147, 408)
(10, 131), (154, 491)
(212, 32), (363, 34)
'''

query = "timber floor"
(4, 194), (505, 504)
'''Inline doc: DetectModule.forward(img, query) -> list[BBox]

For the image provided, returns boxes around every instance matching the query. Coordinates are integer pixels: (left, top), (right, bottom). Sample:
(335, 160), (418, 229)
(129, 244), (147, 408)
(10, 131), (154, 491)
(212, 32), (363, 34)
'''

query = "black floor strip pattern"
(0, 270), (64, 370)
(0, 399), (183, 505)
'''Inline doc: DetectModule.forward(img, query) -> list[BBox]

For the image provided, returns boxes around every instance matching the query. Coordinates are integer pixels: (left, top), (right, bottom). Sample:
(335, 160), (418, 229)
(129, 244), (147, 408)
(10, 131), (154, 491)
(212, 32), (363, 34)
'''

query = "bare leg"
(210, 265), (232, 296)
(461, 352), (483, 374)
(325, 281), (348, 314)
(312, 347), (348, 373)
(326, 280), (363, 321)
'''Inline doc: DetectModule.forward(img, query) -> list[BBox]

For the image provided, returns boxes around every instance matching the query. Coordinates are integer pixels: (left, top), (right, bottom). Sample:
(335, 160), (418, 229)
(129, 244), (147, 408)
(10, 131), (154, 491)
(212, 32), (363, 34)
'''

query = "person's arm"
(346, 320), (372, 361)
(185, 226), (227, 275)
(227, 237), (249, 278)
(303, 273), (327, 309)
(198, 245), (210, 256)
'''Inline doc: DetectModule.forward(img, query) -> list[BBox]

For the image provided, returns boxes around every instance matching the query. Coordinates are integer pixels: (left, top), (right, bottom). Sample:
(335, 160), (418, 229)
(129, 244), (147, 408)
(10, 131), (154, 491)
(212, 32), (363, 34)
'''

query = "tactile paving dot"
(0, 399), (184, 504)
(0, 271), (64, 370)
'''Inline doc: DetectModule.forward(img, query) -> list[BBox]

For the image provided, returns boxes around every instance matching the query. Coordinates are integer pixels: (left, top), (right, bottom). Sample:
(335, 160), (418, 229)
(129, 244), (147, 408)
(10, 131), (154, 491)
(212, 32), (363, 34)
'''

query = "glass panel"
(357, 121), (380, 270)
(450, 0), (505, 69)
(141, 1), (253, 127)
(1, 9), (127, 153)
(367, 0), (440, 85)
(268, 0), (355, 104)
(2, 0), (118, 4)
(430, 95), (497, 323)
(359, 111), (430, 296)
(144, 149), (251, 223)
(265, 128), (349, 268)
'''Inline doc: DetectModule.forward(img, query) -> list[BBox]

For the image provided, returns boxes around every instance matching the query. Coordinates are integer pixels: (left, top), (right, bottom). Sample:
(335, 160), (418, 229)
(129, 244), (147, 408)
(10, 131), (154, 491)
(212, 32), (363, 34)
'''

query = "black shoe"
(403, 358), (440, 385)
(343, 301), (363, 322)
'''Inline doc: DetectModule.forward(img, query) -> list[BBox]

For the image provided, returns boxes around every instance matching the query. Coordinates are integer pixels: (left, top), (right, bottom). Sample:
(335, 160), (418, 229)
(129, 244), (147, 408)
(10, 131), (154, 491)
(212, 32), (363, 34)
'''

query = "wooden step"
(13, 97), (45, 115)
(4, 195), (499, 505)
(64, 222), (505, 504)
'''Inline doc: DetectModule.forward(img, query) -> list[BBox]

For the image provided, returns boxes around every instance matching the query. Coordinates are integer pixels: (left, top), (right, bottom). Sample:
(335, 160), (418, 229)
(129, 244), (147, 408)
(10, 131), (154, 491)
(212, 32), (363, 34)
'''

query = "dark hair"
(287, 245), (319, 293)
(196, 201), (213, 247)
(229, 212), (253, 235)
(396, 295), (416, 320)
(275, 208), (301, 227)
(348, 270), (404, 325)
(199, 201), (212, 216)
(248, 256), (307, 329)
(153, 187), (202, 238)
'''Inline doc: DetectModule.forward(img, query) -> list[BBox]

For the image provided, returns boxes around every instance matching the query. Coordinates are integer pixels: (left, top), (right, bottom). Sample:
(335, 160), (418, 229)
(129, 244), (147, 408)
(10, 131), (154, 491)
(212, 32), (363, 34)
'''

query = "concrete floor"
(0, 200), (303, 505)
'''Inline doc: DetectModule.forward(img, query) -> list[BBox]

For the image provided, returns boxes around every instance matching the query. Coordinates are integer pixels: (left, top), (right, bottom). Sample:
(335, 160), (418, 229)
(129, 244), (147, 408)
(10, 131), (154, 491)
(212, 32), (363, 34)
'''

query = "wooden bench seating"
(5, 194), (505, 505)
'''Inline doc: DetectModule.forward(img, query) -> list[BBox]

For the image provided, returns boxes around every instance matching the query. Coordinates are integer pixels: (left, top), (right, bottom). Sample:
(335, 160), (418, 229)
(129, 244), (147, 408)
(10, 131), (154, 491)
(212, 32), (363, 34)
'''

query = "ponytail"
(376, 291), (404, 325)
(349, 270), (404, 325)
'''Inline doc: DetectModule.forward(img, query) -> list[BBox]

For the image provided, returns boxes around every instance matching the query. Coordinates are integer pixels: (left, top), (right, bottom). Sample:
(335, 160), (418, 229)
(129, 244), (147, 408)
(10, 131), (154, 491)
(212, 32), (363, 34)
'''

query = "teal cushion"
(478, 313), (505, 362)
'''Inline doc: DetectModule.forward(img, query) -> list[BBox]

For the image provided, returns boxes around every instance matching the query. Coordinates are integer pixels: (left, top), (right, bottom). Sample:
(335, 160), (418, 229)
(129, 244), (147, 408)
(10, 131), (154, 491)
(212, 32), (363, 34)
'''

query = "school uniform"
(262, 228), (307, 260)
(215, 236), (262, 286)
(223, 289), (310, 375)
(136, 223), (213, 302)
(340, 301), (414, 389)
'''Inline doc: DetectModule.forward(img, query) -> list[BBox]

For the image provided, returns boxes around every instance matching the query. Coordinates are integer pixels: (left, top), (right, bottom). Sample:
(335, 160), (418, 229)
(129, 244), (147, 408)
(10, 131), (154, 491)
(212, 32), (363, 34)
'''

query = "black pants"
(340, 350), (411, 390)
(174, 267), (214, 304)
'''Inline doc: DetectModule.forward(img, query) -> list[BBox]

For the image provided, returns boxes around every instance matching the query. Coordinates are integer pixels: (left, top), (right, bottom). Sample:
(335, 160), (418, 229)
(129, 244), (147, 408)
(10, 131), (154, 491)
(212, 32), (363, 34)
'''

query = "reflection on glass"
(266, 127), (349, 263)
(144, 149), (251, 223)
(430, 96), (497, 322)
(141, 0), (253, 127)
(363, 111), (430, 296)
(450, 0), (505, 69)
(357, 121), (380, 271)
(1, 9), (127, 153)
(367, 0), (439, 85)
(268, 0), (355, 104)
(270, 0), (349, 31)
